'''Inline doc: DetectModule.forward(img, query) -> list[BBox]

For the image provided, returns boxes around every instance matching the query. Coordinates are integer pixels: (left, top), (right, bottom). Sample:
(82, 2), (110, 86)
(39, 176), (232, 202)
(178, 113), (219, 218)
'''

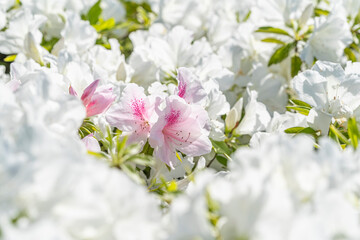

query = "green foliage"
(261, 38), (286, 45)
(329, 124), (350, 146)
(78, 118), (99, 138)
(348, 117), (360, 149)
(286, 106), (310, 115)
(94, 18), (116, 32)
(79, 120), (154, 184)
(87, 0), (102, 25)
(290, 99), (312, 108)
(285, 127), (316, 134)
(256, 26), (292, 37)
(148, 177), (184, 205)
(344, 47), (357, 62)
(216, 155), (228, 167)
(3, 54), (16, 62)
(11, 210), (28, 225)
(291, 55), (302, 77)
(211, 140), (232, 156)
(242, 10), (252, 22)
(285, 127), (319, 139)
(41, 37), (59, 52)
(268, 42), (296, 66)
(314, 8), (330, 16)
(287, 99), (312, 115)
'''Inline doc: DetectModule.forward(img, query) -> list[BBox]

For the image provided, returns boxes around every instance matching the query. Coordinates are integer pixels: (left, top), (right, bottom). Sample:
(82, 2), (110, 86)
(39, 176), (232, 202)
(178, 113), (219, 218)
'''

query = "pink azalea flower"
(106, 83), (157, 146)
(149, 95), (212, 168)
(176, 67), (206, 104)
(69, 79), (115, 117)
(82, 133), (101, 152)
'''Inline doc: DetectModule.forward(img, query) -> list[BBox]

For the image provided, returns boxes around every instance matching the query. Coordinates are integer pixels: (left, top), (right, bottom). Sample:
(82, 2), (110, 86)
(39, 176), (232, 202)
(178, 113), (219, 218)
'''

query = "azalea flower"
(225, 90), (271, 136)
(292, 61), (360, 134)
(69, 79), (115, 117)
(300, 6), (352, 65)
(106, 83), (157, 146)
(175, 67), (206, 105)
(149, 95), (212, 168)
(0, 9), (47, 64)
(81, 133), (101, 152)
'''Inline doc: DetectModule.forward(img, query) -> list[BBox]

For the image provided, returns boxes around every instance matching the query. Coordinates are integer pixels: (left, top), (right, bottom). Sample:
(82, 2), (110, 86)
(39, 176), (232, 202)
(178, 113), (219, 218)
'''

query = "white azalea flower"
(233, 90), (271, 136)
(21, 0), (67, 39)
(292, 61), (360, 134)
(0, 9), (47, 64)
(166, 170), (216, 240)
(301, 5), (352, 65)
(52, 11), (97, 55)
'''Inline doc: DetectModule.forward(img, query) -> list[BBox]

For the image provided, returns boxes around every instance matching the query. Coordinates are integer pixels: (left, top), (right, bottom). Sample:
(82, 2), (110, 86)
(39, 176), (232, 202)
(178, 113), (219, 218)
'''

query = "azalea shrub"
(1, 0), (360, 239)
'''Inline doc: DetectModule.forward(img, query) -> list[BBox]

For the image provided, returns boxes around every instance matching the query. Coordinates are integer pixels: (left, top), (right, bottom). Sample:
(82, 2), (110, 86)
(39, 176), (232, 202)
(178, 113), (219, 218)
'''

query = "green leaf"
(94, 17), (115, 32)
(87, 151), (109, 159)
(261, 38), (285, 45)
(242, 10), (252, 22)
(126, 154), (154, 166)
(350, 43), (360, 53)
(268, 42), (296, 66)
(4, 54), (17, 62)
(289, 99), (312, 108)
(216, 155), (228, 167)
(211, 140), (232, 155)
(329, 125), (350, 145)
(256, 26), (292, 37)
(354, 11), (360, 25)
(285, 127), (317, 135)
(87, 0), (102, 25)
(344, 47), (357, 62)
(314, 8), (330, 16)
(286, 106), (310, 115)
(291, 55), (302, 77)
(41, 37), (59, 52)
(348, 117), (360, 149)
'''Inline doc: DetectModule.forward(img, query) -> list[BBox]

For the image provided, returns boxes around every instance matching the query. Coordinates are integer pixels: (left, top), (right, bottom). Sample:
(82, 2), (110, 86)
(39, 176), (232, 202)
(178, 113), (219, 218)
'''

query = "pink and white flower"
(106, 83), (157, 146)
(175, 67), (206, 105)
(149, 96), (212, 168)
(81, 133), (101, 152)
(69, 79), (116, 117)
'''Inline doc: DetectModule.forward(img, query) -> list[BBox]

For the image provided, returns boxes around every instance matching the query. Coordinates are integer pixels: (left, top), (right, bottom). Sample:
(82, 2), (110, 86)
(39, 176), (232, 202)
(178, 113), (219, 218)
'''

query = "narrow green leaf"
(268, 42), (296, 66)
(87, 151), (109, 159)
(291, 55), (302, 77)
(329, 125), (350, 145)
(4, 54), (17, 62)
(242, 10), (252, 22)
(344, 48), (357, 62)
(350, 43), (360, 53)
(127, 155), (153, 166)
(256, 26), (292, 37)
(87, 0), (102, 25)
(286, 106), (310, 115)
(354, 11), (360, 25)
(211, 140), (232, 155)
(261, 38), (285, 45)
(290, 99), (312, 108)
(285, 127), (316, 135)
(348, 117), (360, 149)
(314, 8), (330, 16)
(216, 155), (228, 167)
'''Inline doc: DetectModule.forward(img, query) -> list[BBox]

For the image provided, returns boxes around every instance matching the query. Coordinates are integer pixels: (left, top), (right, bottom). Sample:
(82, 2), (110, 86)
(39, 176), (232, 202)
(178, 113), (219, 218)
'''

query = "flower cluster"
(1, 0), (360, 239)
